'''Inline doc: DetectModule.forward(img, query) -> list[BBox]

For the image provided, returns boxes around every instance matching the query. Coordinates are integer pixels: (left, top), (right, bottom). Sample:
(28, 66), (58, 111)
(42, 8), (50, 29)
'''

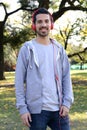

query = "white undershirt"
(34, 40), (59, 111)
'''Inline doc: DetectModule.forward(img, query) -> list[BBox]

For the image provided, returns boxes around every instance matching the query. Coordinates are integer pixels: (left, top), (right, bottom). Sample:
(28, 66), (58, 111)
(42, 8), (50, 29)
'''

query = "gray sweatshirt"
(15, 38), (74, 115)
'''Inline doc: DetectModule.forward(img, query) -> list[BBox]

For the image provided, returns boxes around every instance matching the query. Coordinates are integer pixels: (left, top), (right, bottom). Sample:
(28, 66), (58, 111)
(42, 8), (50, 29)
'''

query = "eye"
(37, 20), (42, 24)
(45, 19), (49, 23)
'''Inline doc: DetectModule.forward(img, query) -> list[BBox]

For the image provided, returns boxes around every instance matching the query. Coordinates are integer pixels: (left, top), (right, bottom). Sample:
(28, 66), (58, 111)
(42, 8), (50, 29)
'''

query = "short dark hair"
(32, 8), (53, 24)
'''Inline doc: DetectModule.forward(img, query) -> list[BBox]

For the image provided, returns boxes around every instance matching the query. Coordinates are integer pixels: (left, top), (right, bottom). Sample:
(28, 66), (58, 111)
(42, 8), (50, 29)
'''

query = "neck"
(36, 36), (50, 45)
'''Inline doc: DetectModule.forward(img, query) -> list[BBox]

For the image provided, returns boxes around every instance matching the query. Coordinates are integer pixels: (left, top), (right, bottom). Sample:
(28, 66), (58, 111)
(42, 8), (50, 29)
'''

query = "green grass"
(71, 70), (87, 80)
(0, 72), (15, 86)
(70, 70), (87, 130)
(0, 70), (87, 130)
(69, 85), (87, 130)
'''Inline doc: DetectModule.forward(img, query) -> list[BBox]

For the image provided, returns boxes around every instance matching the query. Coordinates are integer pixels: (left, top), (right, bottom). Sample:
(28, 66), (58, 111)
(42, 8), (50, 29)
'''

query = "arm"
(15, 46), (29, 115)
(61, 48), (74, 109)
(15, 46), (32, 126)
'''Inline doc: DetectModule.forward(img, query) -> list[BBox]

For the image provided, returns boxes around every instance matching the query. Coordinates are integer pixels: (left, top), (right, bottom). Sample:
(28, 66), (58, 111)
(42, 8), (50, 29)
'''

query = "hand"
(20, 112), (32, 127)
(59, 105), (69, 117)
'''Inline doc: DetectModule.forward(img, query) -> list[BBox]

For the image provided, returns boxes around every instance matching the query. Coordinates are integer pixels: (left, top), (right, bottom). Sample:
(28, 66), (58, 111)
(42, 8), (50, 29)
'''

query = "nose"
(41, 21), (47, 27)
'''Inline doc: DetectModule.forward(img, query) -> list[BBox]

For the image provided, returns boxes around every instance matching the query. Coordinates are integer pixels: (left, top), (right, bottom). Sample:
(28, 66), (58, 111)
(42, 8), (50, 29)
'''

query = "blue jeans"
(29, 110), (70, 130)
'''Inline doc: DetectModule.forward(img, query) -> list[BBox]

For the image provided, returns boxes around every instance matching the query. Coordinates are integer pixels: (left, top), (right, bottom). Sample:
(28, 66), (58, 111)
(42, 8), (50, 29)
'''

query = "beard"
(36, 27), (49, 37)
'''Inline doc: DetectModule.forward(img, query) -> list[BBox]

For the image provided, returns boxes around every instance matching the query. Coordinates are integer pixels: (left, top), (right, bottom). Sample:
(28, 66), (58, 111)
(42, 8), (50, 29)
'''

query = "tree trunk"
(0, 22), (5, 80)
(80, 62), (83, 70)
(38, 0), (49, 9)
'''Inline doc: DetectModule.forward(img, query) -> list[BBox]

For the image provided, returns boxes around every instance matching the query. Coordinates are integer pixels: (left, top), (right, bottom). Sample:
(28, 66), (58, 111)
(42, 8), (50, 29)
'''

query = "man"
(15, 8), (74, 130)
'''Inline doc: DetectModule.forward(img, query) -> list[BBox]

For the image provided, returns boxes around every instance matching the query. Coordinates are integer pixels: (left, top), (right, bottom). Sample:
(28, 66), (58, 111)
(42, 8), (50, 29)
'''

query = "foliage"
(4, 44), (17, 71)
(4, 22), (35, 49)
(18, 0), (39, 9)
(19, 0), (29, 7)
(69, 44), (87, 63)
(53, 17), (87, 62)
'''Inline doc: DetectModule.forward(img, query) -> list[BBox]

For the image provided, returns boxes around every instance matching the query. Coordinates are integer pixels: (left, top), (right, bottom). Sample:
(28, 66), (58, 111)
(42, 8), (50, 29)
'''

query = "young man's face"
(35, 14), (52, 37)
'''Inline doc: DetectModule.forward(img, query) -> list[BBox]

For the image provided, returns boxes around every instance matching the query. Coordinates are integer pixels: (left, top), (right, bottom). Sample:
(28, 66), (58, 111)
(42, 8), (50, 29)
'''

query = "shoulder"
(23, 40), (33, 48)
(51, 38), (68, 60)
(17, 40), (32, 57)
(19, 39), (34, 52)
(50, 38), (65, 54)
(50, 38), (63, 49)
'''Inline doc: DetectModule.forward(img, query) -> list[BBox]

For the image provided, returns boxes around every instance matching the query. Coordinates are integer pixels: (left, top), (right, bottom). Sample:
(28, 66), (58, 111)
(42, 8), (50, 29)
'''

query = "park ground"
(0, 70), (87, 130)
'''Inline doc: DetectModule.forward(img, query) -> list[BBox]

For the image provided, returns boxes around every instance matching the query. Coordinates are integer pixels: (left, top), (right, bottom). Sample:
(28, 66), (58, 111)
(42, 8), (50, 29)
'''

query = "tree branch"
(7, 6), (34, 16)
(53, 6), (87, 21)
(59, 0), (67, 9)
(0, 2), (7, 15)
(68, 47), (87, 58)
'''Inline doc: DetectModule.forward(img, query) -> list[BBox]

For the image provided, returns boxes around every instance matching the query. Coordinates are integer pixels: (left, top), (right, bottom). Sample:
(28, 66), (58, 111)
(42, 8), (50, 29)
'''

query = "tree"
(0, 1), (33, 79)
(0, 0), (87, 79)
(53, 17), (87, 65)
(69, 43), (87, 69)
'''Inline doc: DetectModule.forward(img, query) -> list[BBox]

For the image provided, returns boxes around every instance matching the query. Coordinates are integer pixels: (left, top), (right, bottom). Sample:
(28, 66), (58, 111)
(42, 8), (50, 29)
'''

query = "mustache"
(39, 27), (48, 30)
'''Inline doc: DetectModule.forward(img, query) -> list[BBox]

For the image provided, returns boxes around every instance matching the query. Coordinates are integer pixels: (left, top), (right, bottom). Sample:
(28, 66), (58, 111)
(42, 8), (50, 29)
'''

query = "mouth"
(40, 27), (48, 31)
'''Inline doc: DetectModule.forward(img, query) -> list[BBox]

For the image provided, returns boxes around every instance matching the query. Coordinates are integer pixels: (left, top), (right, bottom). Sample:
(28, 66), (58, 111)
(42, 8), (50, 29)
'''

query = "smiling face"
(35, 14), (52, 37)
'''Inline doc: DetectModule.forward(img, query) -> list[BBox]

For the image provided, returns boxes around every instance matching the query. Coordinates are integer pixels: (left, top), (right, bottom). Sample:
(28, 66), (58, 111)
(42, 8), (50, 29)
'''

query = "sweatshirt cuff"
(19, 106), (29, 115)
(62, 100), (71, 109)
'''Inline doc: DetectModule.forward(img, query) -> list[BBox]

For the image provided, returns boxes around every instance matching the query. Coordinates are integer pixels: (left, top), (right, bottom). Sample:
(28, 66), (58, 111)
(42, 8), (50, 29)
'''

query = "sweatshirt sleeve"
(61, 48), (74, 109)
(15, 46), (29, 115)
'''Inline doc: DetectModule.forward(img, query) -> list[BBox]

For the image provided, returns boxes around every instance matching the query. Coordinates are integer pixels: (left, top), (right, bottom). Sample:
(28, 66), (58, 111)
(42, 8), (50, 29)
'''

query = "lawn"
(0, 70), (87, 130)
